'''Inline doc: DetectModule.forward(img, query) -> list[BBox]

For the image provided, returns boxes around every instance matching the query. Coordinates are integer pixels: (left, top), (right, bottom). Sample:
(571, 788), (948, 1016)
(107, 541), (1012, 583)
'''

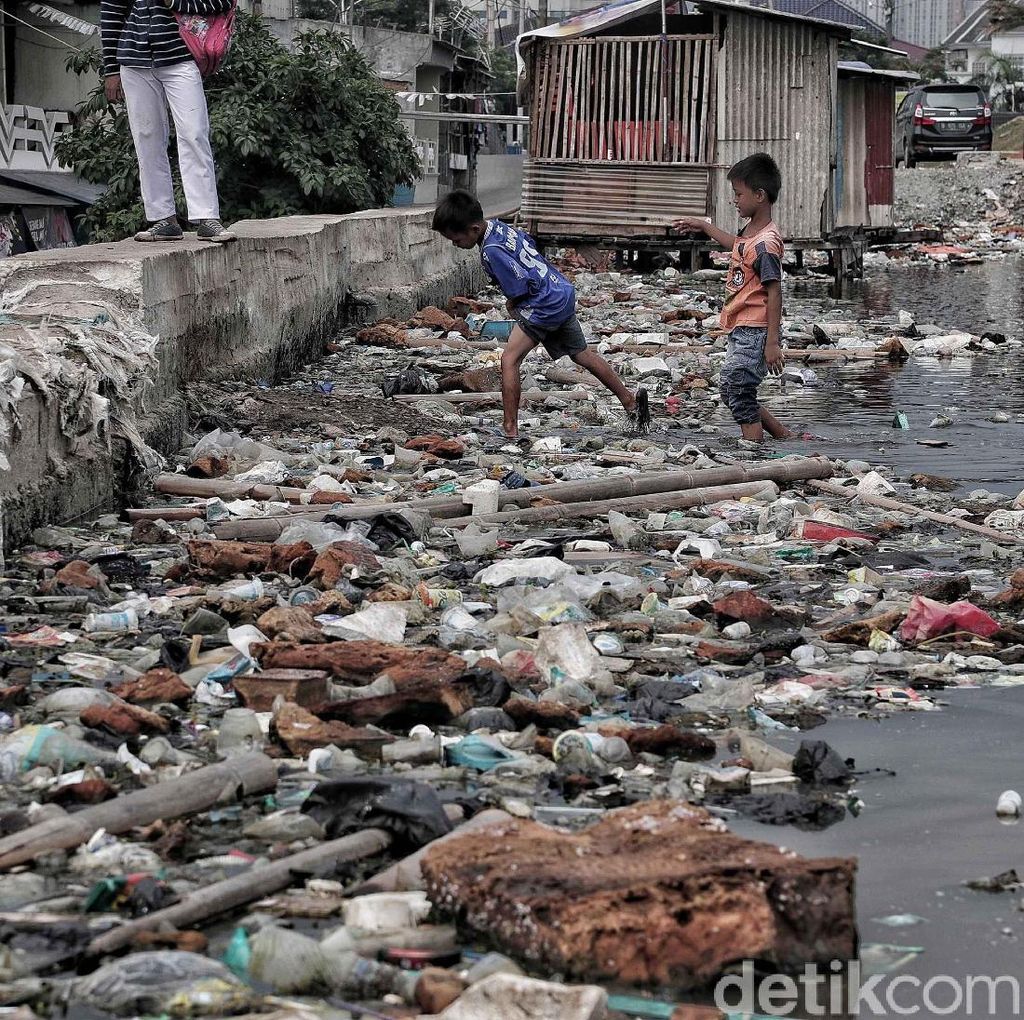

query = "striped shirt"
(100, 0), (232, 76)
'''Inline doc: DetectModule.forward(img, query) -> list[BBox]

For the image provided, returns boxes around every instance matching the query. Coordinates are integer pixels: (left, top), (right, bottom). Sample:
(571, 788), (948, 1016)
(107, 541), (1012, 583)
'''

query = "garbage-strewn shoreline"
(0, 238), (1022, 1020)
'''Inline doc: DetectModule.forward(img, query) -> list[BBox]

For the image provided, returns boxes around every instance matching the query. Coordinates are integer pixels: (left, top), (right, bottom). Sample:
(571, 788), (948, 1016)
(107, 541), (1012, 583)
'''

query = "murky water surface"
(729, 260), (1024, 493)
(716, 260), (1024, 1017)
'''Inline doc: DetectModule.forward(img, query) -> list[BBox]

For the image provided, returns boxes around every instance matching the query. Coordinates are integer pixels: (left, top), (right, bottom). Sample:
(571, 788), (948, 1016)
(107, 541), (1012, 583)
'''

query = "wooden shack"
(518, 0), (850, 247)
(835, 62), (919, 230)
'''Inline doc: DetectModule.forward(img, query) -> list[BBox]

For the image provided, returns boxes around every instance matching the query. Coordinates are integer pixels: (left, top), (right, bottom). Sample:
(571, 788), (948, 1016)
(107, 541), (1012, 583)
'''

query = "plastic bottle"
(216, 709), (265, 756)
(223, 927), (252, 979)
(83, 609), (139, 633)
(0, 725), (118, 780)
(382, 736), (443, 766)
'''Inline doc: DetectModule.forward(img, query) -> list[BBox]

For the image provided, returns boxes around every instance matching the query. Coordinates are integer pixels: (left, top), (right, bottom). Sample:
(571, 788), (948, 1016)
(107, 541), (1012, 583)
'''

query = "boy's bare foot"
(503, 425), (519, 439)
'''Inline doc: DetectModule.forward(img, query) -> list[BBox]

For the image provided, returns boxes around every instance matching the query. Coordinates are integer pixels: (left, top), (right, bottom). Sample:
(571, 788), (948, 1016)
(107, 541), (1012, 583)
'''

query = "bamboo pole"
(445, 480), (781, 527)
(87, 829), (391, 957)
(392, 387), (591, 404)
(153, 476), (313, 503)
(0, 753), (278, 872)
(542, 366), (601, 386)
(808, 480), (1024, 547)
(209, 458), (835, 541)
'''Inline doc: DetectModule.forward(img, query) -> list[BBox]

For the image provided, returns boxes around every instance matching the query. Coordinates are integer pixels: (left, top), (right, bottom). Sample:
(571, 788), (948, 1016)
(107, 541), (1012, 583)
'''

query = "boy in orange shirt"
(674, 152), (793, 442)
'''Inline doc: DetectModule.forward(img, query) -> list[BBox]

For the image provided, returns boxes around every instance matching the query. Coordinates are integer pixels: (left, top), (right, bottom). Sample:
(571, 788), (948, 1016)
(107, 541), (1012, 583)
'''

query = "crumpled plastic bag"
(76, 951), (251, 1016)
(792, 739), (853, 786)
(727, 792), (846, 831)
(899, 595), (1000, 643)
(381, 365), (439, 398)
(301, 777), (453, 851)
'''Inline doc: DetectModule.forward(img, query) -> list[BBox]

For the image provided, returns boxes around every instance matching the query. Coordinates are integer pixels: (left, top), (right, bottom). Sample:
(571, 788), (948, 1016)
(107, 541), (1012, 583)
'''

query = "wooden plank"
(553, 44), (567, 160)
(644, 39), (657, 162)
(673, 39), (682, 162)
(689, 36), (700, 164)
(584, 41), (594, 160)
(597, 40), (607, 160)
(536, 48), (553, 159)
(698, 38), (712, 162)
(610, 38), (618, 158)
(704, 25), (719, 165)
(560, 44), (573, 160)
(658, 35), (667, 161)
(681, 38), (692, 162)
(622, 39), (630, 161)
(571, 42), (582, 159)
(633, 40), (643, 162)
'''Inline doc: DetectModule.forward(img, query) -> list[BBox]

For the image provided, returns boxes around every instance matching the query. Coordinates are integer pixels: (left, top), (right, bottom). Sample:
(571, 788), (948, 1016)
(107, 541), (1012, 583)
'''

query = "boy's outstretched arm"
(672, 215), (738, 250)
(764, 279), (784, 374)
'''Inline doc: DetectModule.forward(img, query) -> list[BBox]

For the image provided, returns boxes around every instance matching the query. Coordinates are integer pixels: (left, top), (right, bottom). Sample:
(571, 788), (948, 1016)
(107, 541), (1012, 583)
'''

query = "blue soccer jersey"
(480, 219), (575, 328)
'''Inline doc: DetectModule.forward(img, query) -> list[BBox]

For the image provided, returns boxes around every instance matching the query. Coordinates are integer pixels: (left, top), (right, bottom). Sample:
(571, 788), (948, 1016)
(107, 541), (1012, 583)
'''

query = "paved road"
(414, 182), (521, 218)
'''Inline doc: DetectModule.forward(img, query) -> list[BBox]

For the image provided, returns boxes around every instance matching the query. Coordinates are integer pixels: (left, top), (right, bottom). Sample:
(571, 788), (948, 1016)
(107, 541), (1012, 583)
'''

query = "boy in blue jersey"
(433, 191), (649, 439)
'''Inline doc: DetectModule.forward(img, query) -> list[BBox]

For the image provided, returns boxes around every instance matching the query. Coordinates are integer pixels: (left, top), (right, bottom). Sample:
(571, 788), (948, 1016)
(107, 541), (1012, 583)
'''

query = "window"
(922, 87), (985, 109)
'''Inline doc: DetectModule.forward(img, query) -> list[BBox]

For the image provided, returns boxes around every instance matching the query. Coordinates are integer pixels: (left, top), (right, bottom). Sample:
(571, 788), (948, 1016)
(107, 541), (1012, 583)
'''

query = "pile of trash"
(1, 265), (1024, 1019)
(892, 155), (1024, 260)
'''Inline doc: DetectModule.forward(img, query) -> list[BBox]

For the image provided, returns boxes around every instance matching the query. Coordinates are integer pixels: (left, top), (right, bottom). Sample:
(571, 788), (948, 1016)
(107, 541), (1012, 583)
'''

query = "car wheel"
(904, 139), (916, 169)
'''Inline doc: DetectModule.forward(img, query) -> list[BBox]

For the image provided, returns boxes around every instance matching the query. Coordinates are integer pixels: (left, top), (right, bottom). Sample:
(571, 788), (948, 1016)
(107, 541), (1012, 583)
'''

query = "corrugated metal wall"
(522, 161), (711, 237)
(713, 15), (837, 241)
(836, 78), (867, 228)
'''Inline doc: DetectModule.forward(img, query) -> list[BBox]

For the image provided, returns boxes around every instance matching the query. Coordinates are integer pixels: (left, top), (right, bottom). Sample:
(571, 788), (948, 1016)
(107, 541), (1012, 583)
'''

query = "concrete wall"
(0, 208), (482, 548)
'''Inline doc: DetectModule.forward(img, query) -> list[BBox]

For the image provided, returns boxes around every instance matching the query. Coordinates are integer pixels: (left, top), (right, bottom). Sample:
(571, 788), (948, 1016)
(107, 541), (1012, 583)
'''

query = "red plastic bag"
(899, 595), (1001, 643)
(175, 0), (237, 78)
(797, 520), (876, 543)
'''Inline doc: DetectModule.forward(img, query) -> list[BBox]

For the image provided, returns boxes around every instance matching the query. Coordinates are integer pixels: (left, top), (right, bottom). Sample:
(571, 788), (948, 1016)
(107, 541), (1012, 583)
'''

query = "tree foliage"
(989, 0), (1024, 31)
(487, 45), (518, 115)
(914, 47), (948, 83)
(56, 15), (420, 241)
(296, 0), (451, 32)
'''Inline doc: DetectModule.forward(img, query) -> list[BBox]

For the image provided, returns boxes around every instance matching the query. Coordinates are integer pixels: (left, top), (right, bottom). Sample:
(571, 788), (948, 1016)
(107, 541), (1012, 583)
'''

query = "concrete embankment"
(0, 209), (482, 549)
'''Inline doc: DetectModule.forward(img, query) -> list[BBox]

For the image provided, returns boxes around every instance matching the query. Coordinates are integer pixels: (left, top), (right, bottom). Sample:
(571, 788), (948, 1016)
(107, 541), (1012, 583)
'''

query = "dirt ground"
(186, 382), (438, 440)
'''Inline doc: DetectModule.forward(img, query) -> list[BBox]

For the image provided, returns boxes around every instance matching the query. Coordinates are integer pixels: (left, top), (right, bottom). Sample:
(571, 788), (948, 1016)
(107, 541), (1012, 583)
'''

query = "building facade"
(891, 0), (986, 50)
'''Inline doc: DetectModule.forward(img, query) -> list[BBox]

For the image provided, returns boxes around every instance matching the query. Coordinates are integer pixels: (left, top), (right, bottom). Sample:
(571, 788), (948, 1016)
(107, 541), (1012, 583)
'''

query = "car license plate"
(939, 121), (967, 133)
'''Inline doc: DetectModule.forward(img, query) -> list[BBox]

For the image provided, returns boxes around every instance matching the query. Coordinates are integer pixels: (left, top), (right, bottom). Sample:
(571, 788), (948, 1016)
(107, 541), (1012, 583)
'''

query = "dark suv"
(895, 83), (992, 167)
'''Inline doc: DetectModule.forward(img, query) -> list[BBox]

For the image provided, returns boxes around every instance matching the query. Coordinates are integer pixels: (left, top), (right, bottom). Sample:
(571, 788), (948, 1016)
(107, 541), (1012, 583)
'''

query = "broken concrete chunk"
(422, 801), (856, 989)
(256, 606), (326, 643)
(185, 540), (316, 580)
(271, 701), (392, 757)
(308, 541), (381, 588)
(233, 669), (331, 711)
(255, 641), (465, 685)
(111, 668), (192, 706)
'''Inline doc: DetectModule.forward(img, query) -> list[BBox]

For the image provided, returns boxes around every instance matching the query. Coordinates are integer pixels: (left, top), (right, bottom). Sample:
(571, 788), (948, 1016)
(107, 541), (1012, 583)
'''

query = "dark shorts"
(720, 326), (768, 425)
(515, 313), (589, 360)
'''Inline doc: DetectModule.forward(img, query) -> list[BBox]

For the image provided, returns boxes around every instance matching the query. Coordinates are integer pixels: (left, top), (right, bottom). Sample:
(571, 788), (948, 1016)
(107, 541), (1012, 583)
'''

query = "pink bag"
(175, 0), (237, 78)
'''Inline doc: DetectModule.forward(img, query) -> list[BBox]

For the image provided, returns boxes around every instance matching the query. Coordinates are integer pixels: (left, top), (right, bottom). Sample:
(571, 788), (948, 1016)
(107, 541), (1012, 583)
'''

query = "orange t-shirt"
(718, 221), (784, 331)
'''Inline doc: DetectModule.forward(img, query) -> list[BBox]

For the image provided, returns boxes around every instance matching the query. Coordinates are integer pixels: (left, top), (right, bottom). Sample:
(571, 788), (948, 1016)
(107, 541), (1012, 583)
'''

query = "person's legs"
(759, 405), (793, 439)
(500, 327), (539, 438)
(120, 66), (176, 223)
(159, 61), (219, 222)
(570, 348), (636, 412)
